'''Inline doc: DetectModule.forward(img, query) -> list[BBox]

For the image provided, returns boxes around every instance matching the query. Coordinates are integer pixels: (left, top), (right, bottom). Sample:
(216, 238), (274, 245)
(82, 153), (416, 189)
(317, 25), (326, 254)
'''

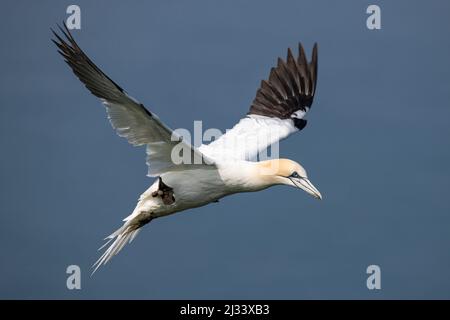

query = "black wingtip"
(298, 43), (308, 66)
(312, 43), (318, 62)
(54, 21), (73, 44)
(310, 43), (318, 93)
(277, 57), (285, 67)
(293, 118), (307, 131)
(51, 27), (62, 42)
(57, 23), (65, 35)
(248, 41), (319, 119)
(286, 47), (295, 62)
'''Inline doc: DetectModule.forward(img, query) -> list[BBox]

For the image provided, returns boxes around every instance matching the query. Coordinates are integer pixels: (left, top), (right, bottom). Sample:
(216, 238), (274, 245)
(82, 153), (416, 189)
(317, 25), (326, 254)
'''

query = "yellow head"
(256, 159), (322, 200)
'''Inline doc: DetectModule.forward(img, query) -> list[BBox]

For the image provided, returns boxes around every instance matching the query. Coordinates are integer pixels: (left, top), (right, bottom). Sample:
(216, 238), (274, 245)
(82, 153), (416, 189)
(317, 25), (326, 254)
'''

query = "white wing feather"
(200, 43), (318, 162)
(199, 115), (298, 161)
(53, 25), (214, 177)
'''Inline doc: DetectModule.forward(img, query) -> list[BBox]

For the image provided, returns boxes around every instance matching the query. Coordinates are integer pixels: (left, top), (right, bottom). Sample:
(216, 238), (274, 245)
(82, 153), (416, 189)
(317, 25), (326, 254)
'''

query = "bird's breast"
(160, 169), (228, 208)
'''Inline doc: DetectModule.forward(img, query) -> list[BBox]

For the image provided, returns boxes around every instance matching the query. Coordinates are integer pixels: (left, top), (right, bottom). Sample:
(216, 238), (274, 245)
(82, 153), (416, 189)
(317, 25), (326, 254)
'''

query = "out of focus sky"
(1, 0), (450, 299)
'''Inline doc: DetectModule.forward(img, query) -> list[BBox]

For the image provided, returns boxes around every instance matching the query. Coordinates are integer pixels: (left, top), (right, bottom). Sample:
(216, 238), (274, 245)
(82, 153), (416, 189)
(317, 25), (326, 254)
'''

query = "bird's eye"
(291, 171), (300, 178)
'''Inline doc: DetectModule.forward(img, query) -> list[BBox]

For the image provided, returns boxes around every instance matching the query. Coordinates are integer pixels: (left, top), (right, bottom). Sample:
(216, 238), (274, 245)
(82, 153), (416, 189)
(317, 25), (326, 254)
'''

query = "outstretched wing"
(199, 43), (318, 161)
(52, 24), (214, 176)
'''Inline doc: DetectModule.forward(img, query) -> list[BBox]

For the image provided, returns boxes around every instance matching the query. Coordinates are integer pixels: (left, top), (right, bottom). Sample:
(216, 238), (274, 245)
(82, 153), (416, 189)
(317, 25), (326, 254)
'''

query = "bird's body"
(139, 167), (231, 220)
(52, 24), (323, 272)
(124, 160), (277, 224)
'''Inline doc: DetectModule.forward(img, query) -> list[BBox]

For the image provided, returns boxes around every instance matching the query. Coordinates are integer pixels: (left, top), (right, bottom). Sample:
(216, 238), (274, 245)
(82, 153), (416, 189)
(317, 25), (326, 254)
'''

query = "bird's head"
(257, 159), (322, 200)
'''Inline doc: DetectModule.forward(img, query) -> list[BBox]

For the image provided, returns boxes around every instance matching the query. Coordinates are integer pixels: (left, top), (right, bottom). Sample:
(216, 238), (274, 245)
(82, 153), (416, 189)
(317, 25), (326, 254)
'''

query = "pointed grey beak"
(291, 177), (322, 200)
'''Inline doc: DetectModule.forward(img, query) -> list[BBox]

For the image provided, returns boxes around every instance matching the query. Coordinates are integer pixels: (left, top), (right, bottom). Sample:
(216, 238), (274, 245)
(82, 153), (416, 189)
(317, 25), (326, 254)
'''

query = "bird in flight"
(52, 24), (322, 273)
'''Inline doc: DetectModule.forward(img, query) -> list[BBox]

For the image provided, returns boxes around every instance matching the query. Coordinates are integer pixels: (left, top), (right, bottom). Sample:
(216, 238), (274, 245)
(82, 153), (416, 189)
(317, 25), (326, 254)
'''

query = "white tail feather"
(91, 183), (160, 274)
(92, 222), (144, 275)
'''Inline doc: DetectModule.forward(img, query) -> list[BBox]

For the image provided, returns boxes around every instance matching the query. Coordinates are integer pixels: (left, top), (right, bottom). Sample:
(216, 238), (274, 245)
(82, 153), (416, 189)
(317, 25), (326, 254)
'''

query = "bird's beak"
(291, 177), (322, 200)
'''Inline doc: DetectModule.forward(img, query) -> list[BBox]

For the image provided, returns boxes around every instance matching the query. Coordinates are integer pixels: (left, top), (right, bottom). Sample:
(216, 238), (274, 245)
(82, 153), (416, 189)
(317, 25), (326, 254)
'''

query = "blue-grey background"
(1, 0), (449, 299)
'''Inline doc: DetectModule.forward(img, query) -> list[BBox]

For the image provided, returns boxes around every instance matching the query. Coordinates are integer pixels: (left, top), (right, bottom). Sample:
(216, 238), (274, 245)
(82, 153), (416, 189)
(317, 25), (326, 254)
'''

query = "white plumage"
(52, 24), (322, 273)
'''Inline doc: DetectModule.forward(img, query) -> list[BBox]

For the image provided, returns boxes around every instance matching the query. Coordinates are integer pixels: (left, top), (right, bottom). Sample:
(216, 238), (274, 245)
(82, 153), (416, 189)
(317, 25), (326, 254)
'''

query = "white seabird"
(52, 25), (322, 273)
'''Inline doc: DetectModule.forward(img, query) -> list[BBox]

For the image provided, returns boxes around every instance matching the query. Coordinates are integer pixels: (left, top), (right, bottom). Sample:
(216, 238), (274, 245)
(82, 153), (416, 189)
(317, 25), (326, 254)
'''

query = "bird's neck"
(220, 160), (283, 192)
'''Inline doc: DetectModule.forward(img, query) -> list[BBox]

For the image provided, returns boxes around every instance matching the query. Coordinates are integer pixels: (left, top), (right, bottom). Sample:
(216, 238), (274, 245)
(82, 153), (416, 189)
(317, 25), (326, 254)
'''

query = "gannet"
(52, 25), (322, 272)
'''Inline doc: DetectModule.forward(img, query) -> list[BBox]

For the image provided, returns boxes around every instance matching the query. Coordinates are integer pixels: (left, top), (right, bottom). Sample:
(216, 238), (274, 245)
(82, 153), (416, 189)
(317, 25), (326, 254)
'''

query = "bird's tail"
(92, 217), (150, 274)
